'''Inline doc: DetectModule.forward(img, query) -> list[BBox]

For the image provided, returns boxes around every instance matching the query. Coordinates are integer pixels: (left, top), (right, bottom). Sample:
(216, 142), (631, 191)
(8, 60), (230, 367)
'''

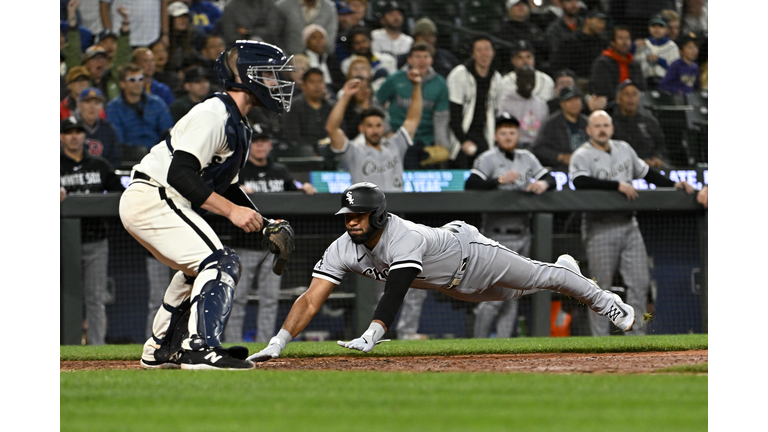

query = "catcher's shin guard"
(185, 248), (241, 350)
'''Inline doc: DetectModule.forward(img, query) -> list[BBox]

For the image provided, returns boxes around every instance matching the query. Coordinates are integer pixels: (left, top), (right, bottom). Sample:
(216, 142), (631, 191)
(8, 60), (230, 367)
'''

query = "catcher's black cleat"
(179, 347), (255, 370)
(140, 354), (181, 369)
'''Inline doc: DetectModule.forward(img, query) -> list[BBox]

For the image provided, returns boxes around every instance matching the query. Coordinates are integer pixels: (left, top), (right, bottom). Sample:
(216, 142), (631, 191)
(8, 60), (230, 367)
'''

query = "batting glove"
(337, 322), (386, 352)
(247, 329), (292, 362)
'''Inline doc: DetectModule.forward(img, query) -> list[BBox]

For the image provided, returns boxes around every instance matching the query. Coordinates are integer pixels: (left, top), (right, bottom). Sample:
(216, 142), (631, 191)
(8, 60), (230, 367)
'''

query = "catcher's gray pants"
(473, 232), (530, 338)
(225, 248), (281, 343)
(583, 219), (649, 336)
(145, 256), (172, 340)
(82, 239), (109, 345)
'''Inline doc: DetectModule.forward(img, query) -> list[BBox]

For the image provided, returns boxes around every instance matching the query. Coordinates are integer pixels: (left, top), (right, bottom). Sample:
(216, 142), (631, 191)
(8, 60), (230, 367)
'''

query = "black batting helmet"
(335, 182), (389, 229)
(215, 40), (296, 113)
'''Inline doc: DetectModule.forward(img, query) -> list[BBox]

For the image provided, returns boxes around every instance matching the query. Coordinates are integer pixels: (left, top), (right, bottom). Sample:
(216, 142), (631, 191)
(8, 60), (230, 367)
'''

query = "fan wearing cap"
(497, 0), (548, 69)
(223, 123), (315, 343)
(76, 87), (122, 168)
(302, 24), (346, 94)
(633, 16), (681, 89)
(498, 39), (555, 102)
(551, 9), (608, 80)
(169, 66), (211, 122)
(657, 32), (701, 95)
(60, 116), (125, 345)
(533, 85), (589, 172)
(335, 1), (357, 63)
(370, 1), (413, 59)
(589, 25), (647, 103)
(61, 66), (95, 120)
(275, 0), (339, 56)
(166, 2), (208, 71)
(401, 17), (459, 79)
(465, 113), (556, 338)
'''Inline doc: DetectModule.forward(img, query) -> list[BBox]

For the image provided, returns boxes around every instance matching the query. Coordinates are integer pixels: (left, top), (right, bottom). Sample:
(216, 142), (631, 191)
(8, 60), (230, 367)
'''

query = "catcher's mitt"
(262, 219), (295, 275)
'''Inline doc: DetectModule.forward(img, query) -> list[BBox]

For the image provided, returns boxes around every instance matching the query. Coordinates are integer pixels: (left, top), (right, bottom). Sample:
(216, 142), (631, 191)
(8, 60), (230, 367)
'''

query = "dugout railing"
(60, 190), (707, 345)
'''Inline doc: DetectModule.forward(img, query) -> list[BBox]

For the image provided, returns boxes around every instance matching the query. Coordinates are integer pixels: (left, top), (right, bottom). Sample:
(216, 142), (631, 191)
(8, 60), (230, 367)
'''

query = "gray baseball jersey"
(312, 214), (620, 315)
(569, 139), (649, 185)
(471, 146), (549, 233)
(331, 126), (412, 192)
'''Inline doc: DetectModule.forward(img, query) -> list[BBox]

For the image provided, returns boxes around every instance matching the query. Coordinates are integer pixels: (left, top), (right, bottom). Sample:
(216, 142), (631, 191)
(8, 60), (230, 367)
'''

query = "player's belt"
(440, 222), (471, 289)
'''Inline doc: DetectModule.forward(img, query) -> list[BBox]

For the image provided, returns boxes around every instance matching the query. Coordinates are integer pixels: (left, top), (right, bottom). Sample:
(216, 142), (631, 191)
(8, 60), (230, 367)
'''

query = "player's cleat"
(179, 347), (255, 370)
(606, 293), (635, 332)
(556, 254), (581, 274)
(140, 356), (181, 369)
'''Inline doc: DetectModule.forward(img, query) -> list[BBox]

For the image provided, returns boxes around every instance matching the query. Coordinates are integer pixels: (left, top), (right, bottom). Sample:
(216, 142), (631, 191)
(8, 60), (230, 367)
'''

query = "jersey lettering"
(362, 267), (389, 281)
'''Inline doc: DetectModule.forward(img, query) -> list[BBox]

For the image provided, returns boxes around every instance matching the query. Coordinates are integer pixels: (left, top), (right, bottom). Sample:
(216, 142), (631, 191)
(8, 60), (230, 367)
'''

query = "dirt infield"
(61, 350), (707, 373)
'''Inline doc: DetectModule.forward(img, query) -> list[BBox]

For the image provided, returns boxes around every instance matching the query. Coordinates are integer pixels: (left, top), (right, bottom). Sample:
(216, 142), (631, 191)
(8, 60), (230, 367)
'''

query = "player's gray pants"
(395, 288), (428, 337)
(225, 248), (281, 343)
(82, 239), (109, 345)
(145, 256), (172, 340)
(434, 223), (617, 320)
(473, 232), (530, 338)
(583, 219), (649, 336)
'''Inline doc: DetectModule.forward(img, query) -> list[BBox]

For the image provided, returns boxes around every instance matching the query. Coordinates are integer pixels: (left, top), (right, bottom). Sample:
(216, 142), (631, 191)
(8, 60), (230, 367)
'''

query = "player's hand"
(230, 206), (263, 233)
(696, 185), (708, 208)
(618, 182), (638, 201)
(337, 322), (386, 353)
(526, 180), (549, 195)
(407, 68), (422, 84)
(461, 140), (477, 156)
(675, 181), (695, 194)
(247, 335), (286, 362)
(499, 170), (519, 185)
(60, 187), (68, 203)
(117, 5), (129, 19)
(67, 0), (79, 23)
(343, 78), (363, 98)
(301, 183), (316, 195)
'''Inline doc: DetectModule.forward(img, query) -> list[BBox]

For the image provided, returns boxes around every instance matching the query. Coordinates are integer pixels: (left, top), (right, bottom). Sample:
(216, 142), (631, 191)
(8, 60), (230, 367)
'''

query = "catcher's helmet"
(335, 182), (389, 229)
(215, 40), (296, 113)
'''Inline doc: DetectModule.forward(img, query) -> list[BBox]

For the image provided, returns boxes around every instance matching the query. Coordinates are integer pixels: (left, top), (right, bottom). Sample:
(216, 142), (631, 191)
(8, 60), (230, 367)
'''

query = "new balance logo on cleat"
(204, 352), (223, 363)
(179, 347), (255, 370)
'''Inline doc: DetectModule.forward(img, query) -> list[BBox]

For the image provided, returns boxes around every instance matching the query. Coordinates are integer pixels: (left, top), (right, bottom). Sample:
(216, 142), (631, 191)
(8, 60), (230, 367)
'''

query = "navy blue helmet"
(215, 40), (296, 113)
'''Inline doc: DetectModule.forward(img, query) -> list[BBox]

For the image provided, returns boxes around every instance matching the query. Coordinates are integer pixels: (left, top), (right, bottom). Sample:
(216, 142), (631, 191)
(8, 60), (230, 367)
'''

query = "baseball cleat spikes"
(179, 347), (255, 370)
(606, 294), (635, 332)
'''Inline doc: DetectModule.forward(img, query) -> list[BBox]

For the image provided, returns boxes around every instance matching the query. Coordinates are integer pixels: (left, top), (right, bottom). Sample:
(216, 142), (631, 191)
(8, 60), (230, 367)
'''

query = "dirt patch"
(60, 350), (707, 374)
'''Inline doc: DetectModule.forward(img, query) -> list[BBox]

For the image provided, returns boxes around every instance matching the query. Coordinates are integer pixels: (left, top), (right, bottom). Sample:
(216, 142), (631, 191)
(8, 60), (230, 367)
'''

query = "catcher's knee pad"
(188, 248), (241, 349)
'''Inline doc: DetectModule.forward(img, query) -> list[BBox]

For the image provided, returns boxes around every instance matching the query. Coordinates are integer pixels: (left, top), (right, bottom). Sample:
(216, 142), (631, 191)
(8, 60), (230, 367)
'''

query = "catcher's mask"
(215, 40), (296, 113)
(335, 182), (389, 229)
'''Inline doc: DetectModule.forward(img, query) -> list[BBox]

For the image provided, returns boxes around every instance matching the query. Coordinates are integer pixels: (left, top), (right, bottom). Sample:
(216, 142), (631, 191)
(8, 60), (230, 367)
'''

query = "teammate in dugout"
(569, 110), (695, 336)
(119, 41), (297, 370)
(248, 182), (637, 361)
(465, 113), (557, 338)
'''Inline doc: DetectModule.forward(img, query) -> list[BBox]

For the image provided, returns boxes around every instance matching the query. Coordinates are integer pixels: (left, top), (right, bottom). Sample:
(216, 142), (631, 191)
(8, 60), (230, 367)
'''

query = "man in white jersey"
(119, 41), (297, 370)
(465, 113), (556, 338)
(248, 182), (637, 361)
(569, 110), (695, 336)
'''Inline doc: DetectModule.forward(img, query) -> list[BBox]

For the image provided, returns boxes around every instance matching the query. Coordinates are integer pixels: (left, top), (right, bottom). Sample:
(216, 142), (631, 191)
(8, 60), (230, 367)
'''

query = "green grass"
(60, 334), (708, 432)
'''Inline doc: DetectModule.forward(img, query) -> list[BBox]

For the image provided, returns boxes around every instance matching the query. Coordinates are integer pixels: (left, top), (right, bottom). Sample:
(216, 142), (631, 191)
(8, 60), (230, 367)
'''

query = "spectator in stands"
(61, 66), (96, 120)
(166, 1), (207, 72)
(544, 0), (583, 66)
(335, 1), (357, 63)
(466, 113), (556, 340)
(376, 42), (451, 169)
(681, 0), (707, 37)
(94, 29), (122, 64)
(280, 68), (335, 160)
(498, 39), (555, 102)
(608, 0), (672, 42)
(532, 85), (589, 172)
(60, 116), (125, 345)
(657, 32), (701, 95)
(589, 25), (646, 104)
(340, 76), (390, 140)
(401, 17), (459, 79)
(551, 9), (607, 81)
(497, 0), (548, 72)
(150, 41), (183, 97)
(348, 0), (367, 27)
(225, 123), (316, 343)
(132, 47), (175, 107)
(76, 87), (122, 168)
(287, 53), (312, 98)
(340, 26), (397, 84)
(302, 24), (346, 95)
(275, 0), (339, 56)
(192, 34), (226, 92)
(218, 0), (278, 46)
(660, 9), (681, 41)
(105, 63), (175, 151)
(370, 1), (413, 59)
(633, 16), (680, 89)
(611, 80), (667, 169)
(497, 65), (549, 149)
(446, 34), (503, 169)
(545, 69), (606, 116)
(569, 110), (695, 336)
(187, 0), (222, 34)
(100, 0), (169, 49)
(169, 66), (211, 122)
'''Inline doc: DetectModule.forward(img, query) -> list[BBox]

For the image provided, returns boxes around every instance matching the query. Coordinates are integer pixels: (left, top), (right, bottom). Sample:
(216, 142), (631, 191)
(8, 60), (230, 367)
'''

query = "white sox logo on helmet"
(346, 191), (355, 205)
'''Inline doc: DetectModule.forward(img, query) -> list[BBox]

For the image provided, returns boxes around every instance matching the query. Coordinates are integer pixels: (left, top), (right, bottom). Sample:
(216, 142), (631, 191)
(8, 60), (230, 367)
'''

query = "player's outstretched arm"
(248, 277), (335, 361)
(401, 69), (423, 140)
(326, 78), (361, 150)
